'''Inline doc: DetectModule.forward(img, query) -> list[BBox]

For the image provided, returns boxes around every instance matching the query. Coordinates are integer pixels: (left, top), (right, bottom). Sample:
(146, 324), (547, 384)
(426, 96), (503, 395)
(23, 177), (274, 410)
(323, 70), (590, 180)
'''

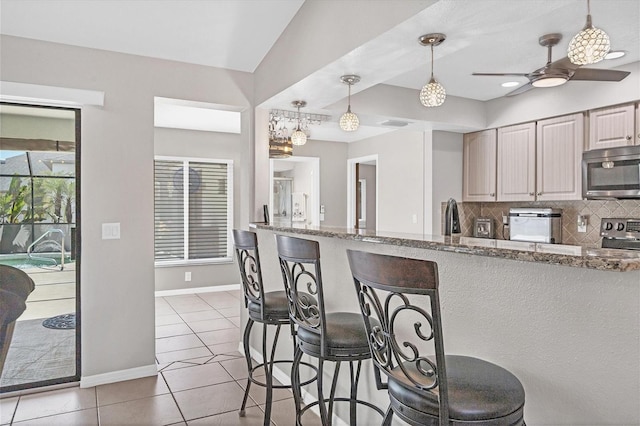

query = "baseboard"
(155, 284), (241, 297)
(79, 364), (157, 388)
(243, 344), (349, 426)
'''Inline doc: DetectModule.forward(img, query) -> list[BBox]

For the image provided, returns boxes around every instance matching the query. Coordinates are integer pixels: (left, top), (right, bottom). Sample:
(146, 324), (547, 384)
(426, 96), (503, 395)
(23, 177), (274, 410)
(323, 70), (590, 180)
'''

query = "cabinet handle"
(489, 193), (495, 197)
(626, 135), (632, 140)
(529, 192), (534, 196)
(537, 192), (542, 196)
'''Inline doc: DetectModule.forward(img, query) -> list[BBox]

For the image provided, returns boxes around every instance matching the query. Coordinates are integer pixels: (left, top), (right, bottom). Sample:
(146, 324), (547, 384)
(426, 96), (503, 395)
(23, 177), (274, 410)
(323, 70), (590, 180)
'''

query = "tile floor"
(0, 290), (322, 425)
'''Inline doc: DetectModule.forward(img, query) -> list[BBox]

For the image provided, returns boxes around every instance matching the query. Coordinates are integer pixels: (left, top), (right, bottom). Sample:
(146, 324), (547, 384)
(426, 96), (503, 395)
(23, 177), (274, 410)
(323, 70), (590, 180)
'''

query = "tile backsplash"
(443, 200), (640, 247)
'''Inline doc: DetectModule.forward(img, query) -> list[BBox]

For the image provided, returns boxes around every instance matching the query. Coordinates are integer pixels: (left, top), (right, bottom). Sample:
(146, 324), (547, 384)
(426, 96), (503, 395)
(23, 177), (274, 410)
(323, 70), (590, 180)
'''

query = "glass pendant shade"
(418, 34), (446, 108)
(339, 75), (361, 132)
(568, 1), (610, 65)
(291, 128), (307, 146)
(340, 107), (359, 132)
(568, 24), (610, 65)
(420, 77), (446, 107)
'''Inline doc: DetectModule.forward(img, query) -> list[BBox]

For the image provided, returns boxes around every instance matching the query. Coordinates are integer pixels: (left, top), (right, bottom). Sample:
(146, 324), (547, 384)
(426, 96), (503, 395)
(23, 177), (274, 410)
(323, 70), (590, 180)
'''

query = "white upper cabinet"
(536, 113), (584, 201)
(636, 103), (640, 145)
(497, 122), (536, 202)
(462, 129), (496, 202)
(588, 104), (635, 150)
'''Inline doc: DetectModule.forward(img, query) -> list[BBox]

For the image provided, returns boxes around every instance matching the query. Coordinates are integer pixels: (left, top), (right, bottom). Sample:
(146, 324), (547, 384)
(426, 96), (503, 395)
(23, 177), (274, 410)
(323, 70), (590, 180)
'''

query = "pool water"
(0, 254), (73, 270)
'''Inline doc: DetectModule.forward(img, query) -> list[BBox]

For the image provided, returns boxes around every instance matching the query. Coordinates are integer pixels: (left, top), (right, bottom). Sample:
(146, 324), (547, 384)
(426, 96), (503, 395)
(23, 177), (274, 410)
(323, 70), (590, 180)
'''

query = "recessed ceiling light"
(501, 81), (520, 88)
(604, 50), (626, 60)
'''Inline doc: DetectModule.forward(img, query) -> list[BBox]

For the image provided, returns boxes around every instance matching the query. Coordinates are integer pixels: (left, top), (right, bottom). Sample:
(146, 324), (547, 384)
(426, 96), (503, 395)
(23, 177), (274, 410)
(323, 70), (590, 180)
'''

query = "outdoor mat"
(42, 313), (76, 330)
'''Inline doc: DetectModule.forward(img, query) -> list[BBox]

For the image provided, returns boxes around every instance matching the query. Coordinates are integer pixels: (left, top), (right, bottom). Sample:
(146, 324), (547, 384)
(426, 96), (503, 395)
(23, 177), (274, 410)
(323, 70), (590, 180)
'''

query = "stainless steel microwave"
(582, 146), (640, 199)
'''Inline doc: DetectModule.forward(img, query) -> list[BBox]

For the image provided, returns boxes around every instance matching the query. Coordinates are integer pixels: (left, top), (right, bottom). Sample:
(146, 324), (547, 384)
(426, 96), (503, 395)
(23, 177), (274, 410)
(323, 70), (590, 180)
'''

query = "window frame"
(154, 155), (233, 267)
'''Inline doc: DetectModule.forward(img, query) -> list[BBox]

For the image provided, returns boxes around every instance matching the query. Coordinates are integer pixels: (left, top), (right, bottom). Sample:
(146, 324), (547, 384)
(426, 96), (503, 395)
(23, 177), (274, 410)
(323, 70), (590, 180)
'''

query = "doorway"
(269, 156), (320, 226)
(0, 102), (81, 393)
(347, 155), (378, 230)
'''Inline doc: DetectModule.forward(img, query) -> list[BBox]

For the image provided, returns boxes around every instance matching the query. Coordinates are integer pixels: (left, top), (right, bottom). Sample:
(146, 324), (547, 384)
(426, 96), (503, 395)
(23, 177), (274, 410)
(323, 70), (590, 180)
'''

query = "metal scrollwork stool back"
(233, 230), (315, 426)
(275, 234), (384, 426)
(347, 250), (526, 426)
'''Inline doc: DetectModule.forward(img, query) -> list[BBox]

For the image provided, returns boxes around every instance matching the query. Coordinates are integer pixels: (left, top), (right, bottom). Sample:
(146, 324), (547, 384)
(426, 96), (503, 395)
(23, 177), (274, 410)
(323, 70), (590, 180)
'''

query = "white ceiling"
(1, 0), (638, 142)
(0, 0), (305, 73)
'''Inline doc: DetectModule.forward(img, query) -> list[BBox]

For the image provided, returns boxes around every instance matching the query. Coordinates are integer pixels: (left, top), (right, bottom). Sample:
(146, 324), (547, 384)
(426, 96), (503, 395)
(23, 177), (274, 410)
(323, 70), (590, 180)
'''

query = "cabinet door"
(497, 123), (536, 201)
(636, 104), (640, 145)
(536, 113), (584, 201)
(588, 104), (635, 150)
(462, 129), (496, 202)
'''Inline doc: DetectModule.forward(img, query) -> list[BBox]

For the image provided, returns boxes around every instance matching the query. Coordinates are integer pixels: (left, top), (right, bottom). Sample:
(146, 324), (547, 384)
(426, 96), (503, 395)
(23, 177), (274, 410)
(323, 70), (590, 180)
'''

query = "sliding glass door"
(0, 102), (80, 392)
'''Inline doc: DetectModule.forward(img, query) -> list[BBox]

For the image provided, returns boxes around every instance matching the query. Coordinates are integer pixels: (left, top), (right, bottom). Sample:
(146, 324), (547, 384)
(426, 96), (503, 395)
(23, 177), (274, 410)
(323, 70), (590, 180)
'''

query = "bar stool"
(233, 230), (315, 426)
(346, 249), (526, 426)
(275, 234), (384, 426)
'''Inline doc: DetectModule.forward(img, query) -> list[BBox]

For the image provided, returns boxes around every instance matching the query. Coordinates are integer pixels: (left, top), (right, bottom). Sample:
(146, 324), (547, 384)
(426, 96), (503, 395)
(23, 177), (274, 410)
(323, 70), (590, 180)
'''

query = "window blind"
(154, 159), (230, 263)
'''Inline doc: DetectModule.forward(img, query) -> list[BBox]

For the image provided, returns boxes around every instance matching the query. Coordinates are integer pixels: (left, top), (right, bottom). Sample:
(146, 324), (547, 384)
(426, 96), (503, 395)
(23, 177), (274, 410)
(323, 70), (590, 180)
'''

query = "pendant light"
(418, 33), (446, 108)
(339, 74), (360, 132)
(567, 0), (610, 65)
(290, 100), (307, 146)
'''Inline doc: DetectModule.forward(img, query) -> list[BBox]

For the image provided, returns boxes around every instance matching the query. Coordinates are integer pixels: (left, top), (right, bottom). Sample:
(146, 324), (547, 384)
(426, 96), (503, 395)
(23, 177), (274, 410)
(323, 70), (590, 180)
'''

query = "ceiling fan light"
(420, 78), (446, 107)
(291, 128), (307, 146)
(339, 109), (360, 132)
(532, 76), (568, 88)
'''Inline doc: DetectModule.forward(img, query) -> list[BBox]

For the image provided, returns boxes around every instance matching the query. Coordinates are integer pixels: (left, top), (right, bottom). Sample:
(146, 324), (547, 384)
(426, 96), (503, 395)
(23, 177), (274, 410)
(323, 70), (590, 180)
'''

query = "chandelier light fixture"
(418, 33), (447, 108)
(567, 0), (610, 65)
(339, 74), (360, 132)
(290, 100), (308, 146)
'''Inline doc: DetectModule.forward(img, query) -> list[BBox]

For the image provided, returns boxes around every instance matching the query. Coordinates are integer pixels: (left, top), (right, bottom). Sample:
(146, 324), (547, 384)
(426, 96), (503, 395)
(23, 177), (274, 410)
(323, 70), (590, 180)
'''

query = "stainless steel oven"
(582, 145), (640, 199)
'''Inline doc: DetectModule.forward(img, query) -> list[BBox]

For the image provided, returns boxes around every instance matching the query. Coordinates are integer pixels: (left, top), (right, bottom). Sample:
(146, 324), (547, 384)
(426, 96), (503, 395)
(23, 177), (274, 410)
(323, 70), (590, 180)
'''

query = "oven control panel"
(600, 218), (640, 239)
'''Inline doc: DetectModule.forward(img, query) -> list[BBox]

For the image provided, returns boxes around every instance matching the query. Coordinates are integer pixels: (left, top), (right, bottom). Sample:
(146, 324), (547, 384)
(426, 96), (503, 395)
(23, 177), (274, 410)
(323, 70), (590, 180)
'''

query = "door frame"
(347, 154), (378, 230)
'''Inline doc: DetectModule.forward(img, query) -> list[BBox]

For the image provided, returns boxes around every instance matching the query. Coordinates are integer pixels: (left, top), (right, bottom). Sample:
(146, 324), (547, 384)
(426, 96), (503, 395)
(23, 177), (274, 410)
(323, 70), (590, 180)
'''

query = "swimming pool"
(0, 254), (73, 270)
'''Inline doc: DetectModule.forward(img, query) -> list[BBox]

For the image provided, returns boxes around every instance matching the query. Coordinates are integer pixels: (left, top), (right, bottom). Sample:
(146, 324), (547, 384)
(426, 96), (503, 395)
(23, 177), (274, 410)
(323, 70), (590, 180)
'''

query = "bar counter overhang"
(245, 223), (640, 425)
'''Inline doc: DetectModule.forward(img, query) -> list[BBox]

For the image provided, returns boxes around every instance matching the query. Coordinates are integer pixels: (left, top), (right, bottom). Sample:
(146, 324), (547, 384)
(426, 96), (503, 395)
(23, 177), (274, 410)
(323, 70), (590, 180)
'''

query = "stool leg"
(317, 358), (329, 426)
(327, 360), (341, 426)
(262, 324), (282, 426)
(349, 360), (362, 425)
(291, 345), (304, 426)
(382, 406), (393, 426)
(239, 318), (255, 417)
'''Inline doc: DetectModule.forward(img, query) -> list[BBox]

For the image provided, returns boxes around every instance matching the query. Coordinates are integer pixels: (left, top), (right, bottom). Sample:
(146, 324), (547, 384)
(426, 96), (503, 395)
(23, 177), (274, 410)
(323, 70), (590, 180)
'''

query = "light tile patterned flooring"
(0, 290), (321, 425)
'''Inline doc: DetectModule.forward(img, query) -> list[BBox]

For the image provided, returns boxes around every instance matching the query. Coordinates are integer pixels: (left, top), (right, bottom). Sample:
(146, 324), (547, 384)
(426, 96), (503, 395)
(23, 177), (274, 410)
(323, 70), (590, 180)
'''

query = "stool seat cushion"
(387, 355), (525, 423)
(248, 290), (290, 321)
(297, 312), (371, 357)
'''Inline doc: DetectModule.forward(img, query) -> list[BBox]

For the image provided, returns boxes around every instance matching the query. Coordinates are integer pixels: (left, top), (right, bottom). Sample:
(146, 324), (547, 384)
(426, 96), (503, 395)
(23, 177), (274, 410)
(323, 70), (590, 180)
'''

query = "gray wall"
(349, 130), (425, 234)
(153, 127), (244, 291)
(432, 131), (463, 233)
(0, 34), (253, 383)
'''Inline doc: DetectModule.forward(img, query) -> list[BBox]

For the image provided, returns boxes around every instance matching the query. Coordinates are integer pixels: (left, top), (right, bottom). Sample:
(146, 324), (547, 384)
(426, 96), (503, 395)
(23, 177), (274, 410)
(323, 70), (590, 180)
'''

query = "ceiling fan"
(472, 33), (630, 96)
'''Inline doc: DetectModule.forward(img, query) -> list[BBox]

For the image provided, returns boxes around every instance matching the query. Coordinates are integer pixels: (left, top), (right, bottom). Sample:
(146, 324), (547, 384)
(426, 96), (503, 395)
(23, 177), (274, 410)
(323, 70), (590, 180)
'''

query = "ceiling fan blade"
(571, 68), (631, 82)
(505, 82), (534, 97)
(472, 72), (529, 77)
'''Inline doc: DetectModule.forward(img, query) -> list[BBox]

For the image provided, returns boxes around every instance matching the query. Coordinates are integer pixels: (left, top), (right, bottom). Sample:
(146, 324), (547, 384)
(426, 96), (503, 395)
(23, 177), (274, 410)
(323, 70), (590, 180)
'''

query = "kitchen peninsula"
(247, 223), (640, 425)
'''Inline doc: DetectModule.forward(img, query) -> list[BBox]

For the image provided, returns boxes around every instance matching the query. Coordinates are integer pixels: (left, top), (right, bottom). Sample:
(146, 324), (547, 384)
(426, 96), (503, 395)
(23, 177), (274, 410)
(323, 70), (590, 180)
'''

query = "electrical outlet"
(185, 272), (192, 282)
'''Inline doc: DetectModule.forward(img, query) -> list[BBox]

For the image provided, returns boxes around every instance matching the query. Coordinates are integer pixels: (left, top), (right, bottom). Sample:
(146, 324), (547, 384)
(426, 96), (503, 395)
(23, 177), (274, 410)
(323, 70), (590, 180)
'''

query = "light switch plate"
(102, 223), (121, 240)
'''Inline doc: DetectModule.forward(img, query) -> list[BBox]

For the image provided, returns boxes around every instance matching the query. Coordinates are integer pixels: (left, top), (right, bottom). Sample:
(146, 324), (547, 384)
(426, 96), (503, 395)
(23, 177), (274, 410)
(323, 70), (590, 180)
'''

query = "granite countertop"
(250, 223), (640, 272)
